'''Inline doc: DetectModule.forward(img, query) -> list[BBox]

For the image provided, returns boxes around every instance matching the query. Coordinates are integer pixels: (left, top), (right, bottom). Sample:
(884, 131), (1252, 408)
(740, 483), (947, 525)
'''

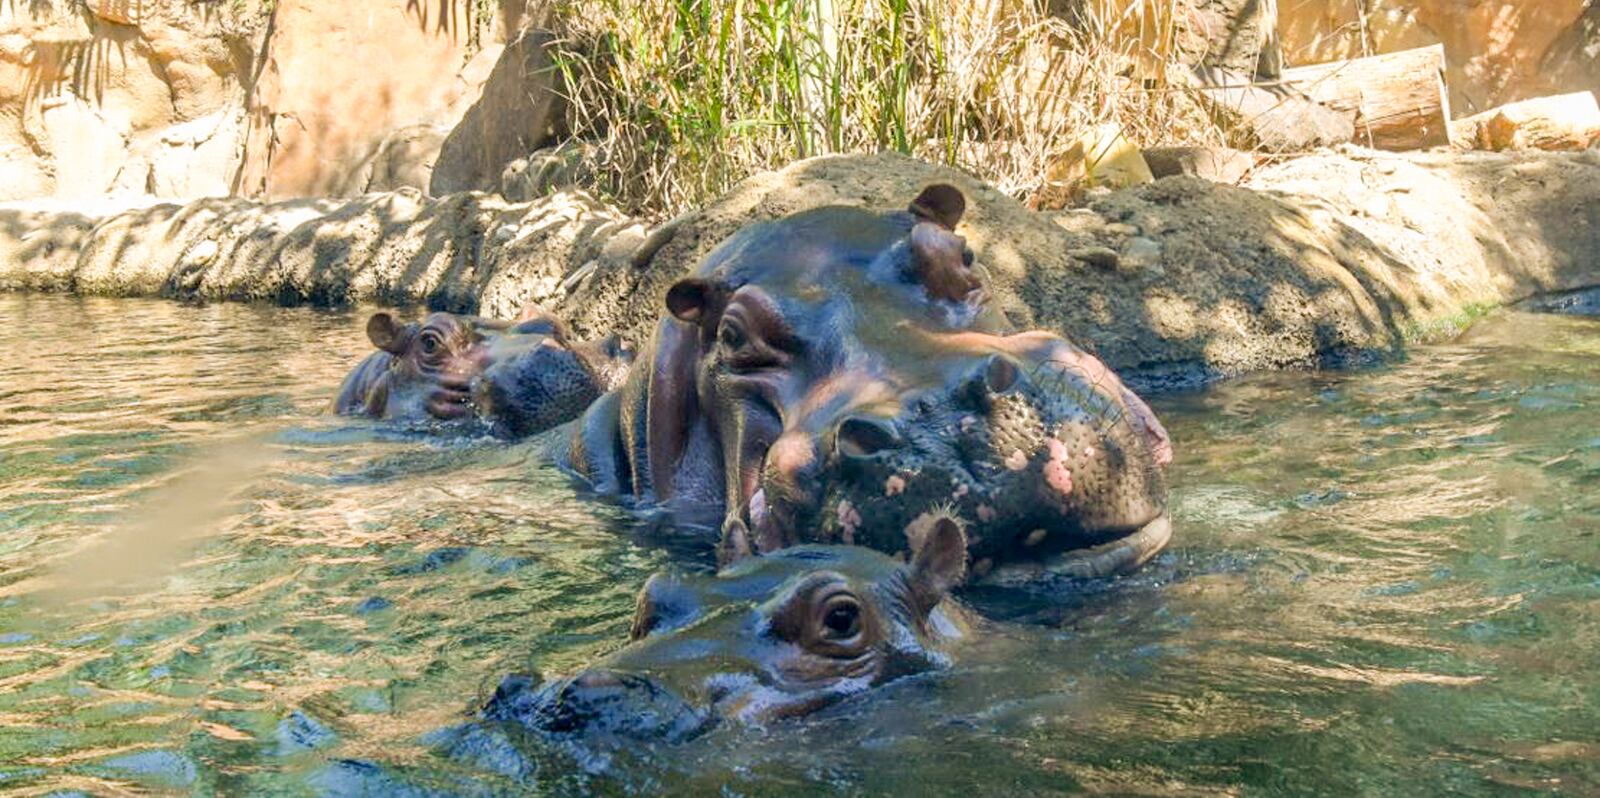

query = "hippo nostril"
(985, 354), (1021, 394)
(835, 416), (903, 459)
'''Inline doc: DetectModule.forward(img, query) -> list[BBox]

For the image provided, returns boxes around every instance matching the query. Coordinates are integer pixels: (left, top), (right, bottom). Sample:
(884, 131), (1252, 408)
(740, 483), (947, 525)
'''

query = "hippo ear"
(513, 302), (570, 341)
(716, 517), (757, 569)
(910, 223), (982, 303)
(909, 517), (968, 612)
(909, 184), (966, 230)
(366, 313), (408, 355)
(665, 278), (730, 326)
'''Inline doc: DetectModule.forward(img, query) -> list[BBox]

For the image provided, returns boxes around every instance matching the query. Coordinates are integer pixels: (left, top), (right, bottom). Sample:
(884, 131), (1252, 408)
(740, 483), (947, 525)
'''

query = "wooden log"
(1280, 44), (1452, 151)
(1187, 67), (1356, 152)
(1450, 92), (1600, 152)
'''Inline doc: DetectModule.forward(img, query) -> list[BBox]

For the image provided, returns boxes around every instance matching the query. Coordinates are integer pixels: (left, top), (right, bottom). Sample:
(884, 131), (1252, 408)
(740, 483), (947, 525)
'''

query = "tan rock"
(430, 29), (566, 195)
(147, 106), (247, 198)
(1279, 0), (1599, 114)
(1186, 66), (1355, 152)
(1142, 146), (1256, 183)
(36, 95), (129, 198)
(236, 0), (477, 200)
(1453, 92), (1600, 152)
(361, 124), (451, 194)
(0, 2), (259, 202)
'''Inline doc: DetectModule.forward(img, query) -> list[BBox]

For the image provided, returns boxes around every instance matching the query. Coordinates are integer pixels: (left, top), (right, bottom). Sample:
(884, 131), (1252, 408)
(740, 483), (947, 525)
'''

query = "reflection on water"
(0, 295), (1597, 795)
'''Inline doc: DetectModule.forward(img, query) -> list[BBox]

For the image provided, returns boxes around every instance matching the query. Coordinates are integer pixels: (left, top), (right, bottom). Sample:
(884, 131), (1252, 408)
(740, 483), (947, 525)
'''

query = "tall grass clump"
(546, 0), (1223, 219)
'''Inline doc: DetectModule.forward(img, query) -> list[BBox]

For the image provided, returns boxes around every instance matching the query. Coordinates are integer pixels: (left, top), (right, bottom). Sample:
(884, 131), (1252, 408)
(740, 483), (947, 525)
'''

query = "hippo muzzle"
(484, 671), (713, 743)
(471, 332), (632, 439)
(745, 332), (1173, 578)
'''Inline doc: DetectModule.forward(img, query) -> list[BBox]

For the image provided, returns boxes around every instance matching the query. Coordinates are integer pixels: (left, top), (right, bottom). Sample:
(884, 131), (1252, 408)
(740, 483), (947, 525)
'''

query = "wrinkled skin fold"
(333, 306), (631, 438)
(565, 185), (1172, 576)
(482, 518), (971, 741)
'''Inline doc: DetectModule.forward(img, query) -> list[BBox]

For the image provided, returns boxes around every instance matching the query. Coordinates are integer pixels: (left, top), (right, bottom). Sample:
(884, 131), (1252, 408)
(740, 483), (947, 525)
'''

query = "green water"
(0, 293), (1596, 795)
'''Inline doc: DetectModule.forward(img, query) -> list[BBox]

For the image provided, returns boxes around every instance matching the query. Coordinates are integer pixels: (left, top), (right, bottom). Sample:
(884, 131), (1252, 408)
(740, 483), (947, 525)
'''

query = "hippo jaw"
(741, 332), (1174, 577)
(487, 523), (969, 743)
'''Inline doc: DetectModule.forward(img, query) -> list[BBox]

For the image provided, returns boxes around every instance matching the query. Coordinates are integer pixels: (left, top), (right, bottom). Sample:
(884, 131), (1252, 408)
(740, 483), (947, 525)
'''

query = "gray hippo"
(481, 516), (971, 740)
(334, 306), (632, 438)
(565, 185), (1172, 578)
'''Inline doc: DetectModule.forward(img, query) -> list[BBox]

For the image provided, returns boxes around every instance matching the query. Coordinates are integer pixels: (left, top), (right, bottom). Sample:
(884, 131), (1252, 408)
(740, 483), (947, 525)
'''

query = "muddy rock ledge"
(3, 147), (1598, 391)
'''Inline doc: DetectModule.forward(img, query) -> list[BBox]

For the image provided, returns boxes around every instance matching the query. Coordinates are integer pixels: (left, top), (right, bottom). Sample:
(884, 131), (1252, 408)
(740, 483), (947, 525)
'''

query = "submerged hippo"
(482, 517), (970, 740)
(334, 306), (632, 438)
(566, 185), (1172, 577)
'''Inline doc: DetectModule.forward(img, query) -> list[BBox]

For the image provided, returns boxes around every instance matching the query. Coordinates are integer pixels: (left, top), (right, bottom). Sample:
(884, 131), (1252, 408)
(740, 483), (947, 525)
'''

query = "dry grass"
(546, 0), (1229, 219)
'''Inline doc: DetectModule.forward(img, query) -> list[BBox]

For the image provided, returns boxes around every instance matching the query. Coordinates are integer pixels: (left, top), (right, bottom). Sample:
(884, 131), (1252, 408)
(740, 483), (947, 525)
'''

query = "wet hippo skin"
(564, 185), (1173, 579)
(333, 304), (632, 438)
(482, 517), (972, 740)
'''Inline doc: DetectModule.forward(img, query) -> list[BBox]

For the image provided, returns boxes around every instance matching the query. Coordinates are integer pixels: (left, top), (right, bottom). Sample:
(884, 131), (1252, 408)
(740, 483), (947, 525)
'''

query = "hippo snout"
(470, 345), (606, 439)
(483, 671), (712, 743)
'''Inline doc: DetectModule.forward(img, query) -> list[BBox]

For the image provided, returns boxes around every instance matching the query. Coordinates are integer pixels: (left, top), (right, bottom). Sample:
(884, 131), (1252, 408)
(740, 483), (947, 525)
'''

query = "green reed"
(547, 0), (1221, 218)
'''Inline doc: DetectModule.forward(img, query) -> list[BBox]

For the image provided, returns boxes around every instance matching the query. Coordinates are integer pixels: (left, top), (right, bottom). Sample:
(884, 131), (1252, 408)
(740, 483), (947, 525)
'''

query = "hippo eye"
(819, 595), (862, 641)
(717, 322), (747, 352)
(419, 331), (444, 357)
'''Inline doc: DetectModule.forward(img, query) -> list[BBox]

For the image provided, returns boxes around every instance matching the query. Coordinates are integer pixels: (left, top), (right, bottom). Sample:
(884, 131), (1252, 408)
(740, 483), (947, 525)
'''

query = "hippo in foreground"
(334, 306), (632, 438)
(481, 517), (971, 741)
(566, 185), (1172, 578)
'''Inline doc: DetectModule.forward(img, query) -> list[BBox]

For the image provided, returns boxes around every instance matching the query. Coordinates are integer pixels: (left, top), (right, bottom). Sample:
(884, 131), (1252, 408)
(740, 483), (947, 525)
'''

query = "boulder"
(146, 106), (248, 198)
(1186, 66), (1355, 152)
(362, 124), (452, 194)
(34, 95), (130, 198)
(0, 186), (638, 318)
(554, 149), (1600, 390)
(235, 0), (481, 200)
(499, 141), (600, 202)
(1142, 146), (1256, 183)
(430, 29), (567, 195)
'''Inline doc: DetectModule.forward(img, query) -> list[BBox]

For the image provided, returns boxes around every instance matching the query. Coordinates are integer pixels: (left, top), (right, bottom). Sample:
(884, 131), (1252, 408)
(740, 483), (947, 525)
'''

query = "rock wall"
(1, 0), (561, 204)
(1278, 0), (1600, 115)
(5, 149), (1597, 391)
(0, 1), (262, 201)
(236, 0), (486, 200)
(1061, 1), (1600, 119)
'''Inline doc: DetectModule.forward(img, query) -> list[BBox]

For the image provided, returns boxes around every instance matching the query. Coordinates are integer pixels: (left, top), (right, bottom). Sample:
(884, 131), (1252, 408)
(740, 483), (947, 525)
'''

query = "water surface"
(0, 294), (1596, 795)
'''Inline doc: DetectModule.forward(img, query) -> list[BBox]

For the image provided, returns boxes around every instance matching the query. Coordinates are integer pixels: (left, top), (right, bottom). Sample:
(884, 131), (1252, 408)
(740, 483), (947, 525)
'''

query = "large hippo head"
(334, 306), (631, 438)
(747, 329), (1174, 580)
(582, 183), (1171, 574)
(482, 518), (969, 741)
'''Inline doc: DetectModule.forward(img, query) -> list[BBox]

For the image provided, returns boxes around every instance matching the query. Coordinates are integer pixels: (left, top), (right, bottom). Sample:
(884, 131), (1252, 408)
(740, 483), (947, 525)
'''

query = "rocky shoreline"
(3, 146), (1597, 392)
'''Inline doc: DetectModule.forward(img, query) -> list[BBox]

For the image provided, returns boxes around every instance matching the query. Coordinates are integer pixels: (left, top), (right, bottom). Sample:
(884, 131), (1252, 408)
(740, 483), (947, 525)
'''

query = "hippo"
(334, 306), (632, 438)
(565, 185), (1172, 577)
(481, 517), (971, 740)
(740, 329), (1175, 581)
